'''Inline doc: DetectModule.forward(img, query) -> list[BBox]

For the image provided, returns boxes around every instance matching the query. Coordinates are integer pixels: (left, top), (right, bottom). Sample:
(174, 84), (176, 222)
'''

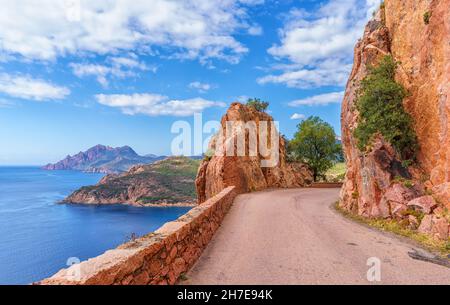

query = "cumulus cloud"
(95, 93), (226, 117)
(0, 0), (263, 65)
(290, 113), (306, 120)
(0, 73), (70, 101)
(188, 82), (214, 93)
(70, 55), (154, 87)
(289, 91), (344, 107)
(259, 0), (380, 89)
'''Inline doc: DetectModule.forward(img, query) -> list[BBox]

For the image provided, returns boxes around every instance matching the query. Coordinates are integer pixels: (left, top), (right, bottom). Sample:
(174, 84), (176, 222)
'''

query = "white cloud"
(289, 91), (344, 107)
(188, 82), (214, 93)
(259, 0), (380, 88)
(248, 25), (263, 36)
(258, 60), (352, 88)
(0, 0), (262, 64)
(290, 113), (306, 120)
(0, 73), (70, 101)
(70, 55), (154, 87)
(95, 93), (226, 117)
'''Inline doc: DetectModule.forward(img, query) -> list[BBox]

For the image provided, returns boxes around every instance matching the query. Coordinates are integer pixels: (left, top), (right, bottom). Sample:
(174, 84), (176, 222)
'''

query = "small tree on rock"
(246, 98), (269, 112)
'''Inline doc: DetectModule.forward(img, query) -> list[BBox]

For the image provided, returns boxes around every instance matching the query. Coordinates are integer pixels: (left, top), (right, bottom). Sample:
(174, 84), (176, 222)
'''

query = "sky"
(0, 0), (381, 165)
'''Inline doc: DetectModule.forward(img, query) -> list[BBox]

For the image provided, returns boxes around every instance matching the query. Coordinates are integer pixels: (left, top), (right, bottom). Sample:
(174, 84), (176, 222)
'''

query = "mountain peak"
(43, 145), (163, 174)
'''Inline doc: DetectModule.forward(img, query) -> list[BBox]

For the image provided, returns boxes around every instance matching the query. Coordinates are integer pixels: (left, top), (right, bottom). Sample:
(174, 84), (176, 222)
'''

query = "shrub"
(354, 55), (418, 161)
(424, 11), (431, 25)
(246, 98), (269, 112)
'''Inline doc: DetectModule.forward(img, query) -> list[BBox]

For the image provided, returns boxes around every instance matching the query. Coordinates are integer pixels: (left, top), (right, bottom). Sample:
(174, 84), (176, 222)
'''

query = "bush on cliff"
(246, 98), (269, 112)
(354, 55), (418, 161)
(289, 116), (342, 182)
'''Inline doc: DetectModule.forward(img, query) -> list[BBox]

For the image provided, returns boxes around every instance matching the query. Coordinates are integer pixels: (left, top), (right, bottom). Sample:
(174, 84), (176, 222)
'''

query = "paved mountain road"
(184, 188), (449, 285)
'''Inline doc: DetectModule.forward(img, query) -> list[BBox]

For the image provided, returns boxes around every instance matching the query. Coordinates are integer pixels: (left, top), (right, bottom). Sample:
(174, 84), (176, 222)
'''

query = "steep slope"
(63, 157), (200, 206)
(196, 102), (313, 203)
(340, 0), (449, 240)
(43, 145), (164, 174)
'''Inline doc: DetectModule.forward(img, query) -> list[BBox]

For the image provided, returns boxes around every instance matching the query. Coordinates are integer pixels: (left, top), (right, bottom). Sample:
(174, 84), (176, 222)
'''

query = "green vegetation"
(393, 176), (415, 189)
(424, 11), (431, 25)
(324, 162), (346, 182)
(151, 157), (200, 177)
(335, 203), (450, 255)
(246, 98), (269, 112)
(354, 55), (418, 161)
(75, 157), (201, 205)
(289, 116), (343, 182)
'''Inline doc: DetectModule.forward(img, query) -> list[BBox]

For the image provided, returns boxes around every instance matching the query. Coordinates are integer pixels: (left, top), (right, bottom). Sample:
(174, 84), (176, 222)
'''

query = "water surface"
(0, 167), (191, 284)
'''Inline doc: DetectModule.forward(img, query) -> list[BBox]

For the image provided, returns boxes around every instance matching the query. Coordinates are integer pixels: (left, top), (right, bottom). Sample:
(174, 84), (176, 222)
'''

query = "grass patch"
(424, 11), (431, 25)
(334, 202), (450, 256)
(324, 162), (346, 182)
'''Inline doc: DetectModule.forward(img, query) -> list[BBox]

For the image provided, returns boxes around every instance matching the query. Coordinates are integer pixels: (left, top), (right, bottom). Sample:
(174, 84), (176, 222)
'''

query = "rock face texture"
(64, 157), (200, 206)
(196, 103), (313, 203)
(340, 1), (449, 239)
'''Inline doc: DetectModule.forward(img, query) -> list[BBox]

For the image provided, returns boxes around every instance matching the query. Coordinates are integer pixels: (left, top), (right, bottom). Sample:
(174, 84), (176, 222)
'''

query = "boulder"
(418, 215), (433, 234)
(195, 103), (313, 202)
(407, 196), (438, 214)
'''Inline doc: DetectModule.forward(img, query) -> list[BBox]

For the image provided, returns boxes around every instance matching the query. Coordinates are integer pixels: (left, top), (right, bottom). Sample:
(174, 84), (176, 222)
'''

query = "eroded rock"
(196, 103), (313, 202)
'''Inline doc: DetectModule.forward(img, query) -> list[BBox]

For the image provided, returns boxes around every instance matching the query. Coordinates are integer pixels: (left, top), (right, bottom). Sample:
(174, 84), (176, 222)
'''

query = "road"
(184, 188), (449, 285)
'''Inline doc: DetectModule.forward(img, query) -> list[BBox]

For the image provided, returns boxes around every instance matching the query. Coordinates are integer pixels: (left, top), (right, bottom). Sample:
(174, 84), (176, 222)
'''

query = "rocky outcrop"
(340, 1), (450, 239)
(196, 102), (313, 203)
(64, 157), (200, 206)
(43, 144), (164, 174)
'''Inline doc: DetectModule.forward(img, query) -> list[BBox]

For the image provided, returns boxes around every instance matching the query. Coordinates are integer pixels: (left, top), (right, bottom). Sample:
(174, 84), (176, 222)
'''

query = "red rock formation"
(196, 102), (313, 203)
(340, 1), (449, 239)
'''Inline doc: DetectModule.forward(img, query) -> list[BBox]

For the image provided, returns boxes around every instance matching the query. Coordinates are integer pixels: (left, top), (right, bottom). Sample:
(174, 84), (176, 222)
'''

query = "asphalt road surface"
(184, 188), (449, 284)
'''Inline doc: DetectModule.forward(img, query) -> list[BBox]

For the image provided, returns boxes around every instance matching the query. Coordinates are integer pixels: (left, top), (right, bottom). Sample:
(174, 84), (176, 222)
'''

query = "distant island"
(63, 157), (201, 206)
(43, 144), (165, 174)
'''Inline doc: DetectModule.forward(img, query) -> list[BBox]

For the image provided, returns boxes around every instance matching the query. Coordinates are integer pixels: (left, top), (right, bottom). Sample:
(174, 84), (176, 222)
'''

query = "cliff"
(43, 144), (164, 174)
(64, 157), (200, 206)
(196, 102), (313, 203)
(340, 0), (449, 240)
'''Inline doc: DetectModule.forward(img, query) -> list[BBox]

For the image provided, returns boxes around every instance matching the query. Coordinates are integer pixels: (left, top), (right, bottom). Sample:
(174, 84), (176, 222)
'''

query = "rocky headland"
(63, 157), (200, 206)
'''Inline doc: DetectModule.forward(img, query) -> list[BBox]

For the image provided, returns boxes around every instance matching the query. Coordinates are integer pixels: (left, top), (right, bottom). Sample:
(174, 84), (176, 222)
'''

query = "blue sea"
(0, 167), (191, 285)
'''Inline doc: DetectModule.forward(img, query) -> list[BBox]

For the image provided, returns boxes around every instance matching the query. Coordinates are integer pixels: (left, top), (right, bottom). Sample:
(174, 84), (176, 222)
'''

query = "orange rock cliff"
(196, 102), (313, 203)
(340, 0), (449, 240)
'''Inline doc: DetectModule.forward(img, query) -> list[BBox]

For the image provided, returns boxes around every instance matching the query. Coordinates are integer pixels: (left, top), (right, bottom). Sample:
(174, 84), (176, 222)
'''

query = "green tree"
(354, 55), (418, 161)
(246, 98), (269, 112)
(289, 116), (342, 182)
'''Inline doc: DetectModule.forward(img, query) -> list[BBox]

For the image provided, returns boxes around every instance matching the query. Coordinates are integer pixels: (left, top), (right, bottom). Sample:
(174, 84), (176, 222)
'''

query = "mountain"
(63, 157), (201, 206)
(340, 2), (449, 240)
(43, 145), (165, 174)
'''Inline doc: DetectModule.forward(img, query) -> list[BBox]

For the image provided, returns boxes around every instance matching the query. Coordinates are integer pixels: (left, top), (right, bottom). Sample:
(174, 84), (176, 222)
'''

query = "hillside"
(43, 145), (165, 174)
(63, 157), (201, 206)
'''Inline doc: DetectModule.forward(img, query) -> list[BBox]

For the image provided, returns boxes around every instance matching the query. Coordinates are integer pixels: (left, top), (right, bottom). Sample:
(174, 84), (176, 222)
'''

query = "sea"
(0, 167), (191, 285)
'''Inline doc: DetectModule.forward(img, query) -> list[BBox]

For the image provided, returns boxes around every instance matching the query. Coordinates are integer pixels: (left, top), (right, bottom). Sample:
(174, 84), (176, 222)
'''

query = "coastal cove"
(0, 167), (191, 285)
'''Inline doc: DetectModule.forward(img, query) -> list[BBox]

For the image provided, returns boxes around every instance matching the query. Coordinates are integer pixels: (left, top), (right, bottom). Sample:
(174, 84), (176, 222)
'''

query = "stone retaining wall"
(38, 186), (237, 285)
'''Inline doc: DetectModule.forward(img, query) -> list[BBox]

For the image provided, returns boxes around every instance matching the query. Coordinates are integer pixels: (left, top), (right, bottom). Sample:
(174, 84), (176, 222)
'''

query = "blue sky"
(0, 0), (380, 165)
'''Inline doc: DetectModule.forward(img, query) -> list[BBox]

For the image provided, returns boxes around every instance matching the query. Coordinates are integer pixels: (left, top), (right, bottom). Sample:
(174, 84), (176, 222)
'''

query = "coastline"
(61, 201), (198, 208)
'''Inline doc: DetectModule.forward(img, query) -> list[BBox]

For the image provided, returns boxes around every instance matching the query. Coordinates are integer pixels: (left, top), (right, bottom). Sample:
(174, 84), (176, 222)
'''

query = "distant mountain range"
(43, 145), (166, 174)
